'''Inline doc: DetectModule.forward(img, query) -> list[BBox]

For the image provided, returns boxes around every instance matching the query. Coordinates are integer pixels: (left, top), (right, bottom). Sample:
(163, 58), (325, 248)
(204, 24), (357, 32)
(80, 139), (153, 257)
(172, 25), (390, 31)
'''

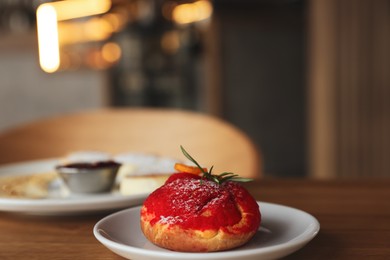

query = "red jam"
(143, 173), (260, 234)
(56, 161), (121, 170)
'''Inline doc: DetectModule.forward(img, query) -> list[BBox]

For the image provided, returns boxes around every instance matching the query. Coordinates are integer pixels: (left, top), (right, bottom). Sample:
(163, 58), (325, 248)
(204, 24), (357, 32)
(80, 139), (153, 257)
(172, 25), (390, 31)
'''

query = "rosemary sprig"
(180, 145), (253, 185)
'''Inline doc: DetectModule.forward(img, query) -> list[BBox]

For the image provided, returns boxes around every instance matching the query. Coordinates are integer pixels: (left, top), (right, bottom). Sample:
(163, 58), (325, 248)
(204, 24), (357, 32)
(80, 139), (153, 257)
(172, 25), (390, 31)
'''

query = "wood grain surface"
(0, 178), (389, 259)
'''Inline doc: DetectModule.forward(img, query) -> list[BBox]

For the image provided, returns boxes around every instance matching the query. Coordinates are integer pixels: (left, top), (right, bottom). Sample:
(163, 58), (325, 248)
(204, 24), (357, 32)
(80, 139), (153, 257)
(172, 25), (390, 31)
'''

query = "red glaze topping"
(143, 172), (260, 233)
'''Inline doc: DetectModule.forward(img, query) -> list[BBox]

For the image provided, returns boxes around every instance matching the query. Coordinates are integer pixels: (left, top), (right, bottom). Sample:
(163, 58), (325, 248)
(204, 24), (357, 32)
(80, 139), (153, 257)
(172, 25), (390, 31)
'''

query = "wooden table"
(0, 178), (389, 259)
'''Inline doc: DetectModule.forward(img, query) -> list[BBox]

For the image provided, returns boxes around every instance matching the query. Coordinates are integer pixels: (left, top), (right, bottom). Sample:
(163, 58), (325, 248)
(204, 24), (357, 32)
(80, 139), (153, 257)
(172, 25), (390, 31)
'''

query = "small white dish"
(93, 202), (320, 260)
(56, 161), (121, 194)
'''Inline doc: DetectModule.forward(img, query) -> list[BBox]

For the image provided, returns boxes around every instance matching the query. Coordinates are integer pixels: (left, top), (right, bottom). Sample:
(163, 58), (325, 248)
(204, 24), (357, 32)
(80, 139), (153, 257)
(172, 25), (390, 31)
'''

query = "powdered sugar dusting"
(159, 215), (183, 224)
(166, 178), (221, 214)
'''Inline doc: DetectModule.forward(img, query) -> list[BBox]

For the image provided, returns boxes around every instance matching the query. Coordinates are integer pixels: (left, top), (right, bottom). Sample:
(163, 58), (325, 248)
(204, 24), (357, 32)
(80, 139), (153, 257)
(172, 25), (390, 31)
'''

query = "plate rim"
(93, 201), (320, 259)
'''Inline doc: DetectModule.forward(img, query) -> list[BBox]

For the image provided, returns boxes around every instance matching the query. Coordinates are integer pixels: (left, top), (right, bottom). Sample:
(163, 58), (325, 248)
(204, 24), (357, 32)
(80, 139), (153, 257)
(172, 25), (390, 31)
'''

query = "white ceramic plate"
(94, 202), (320, 260)
(0, 158), (160, 215)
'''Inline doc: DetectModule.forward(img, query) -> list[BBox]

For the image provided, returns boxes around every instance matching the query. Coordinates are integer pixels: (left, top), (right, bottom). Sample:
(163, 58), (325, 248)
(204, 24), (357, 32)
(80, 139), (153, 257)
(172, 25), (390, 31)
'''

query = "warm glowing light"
(36, 4), (60, 73)
(51, 0), (112, 21)
(85, 18), (112, 41)
(86, 49), (109, 70)
(103, 12), (127, 32)
(104, 13), (122, 31)
(36, 0), (113, 72)
(161, 31), (180, 54)
(58, 18), (113, 45)
(172, 0), (213, 24)
(101, 42), (121, 63)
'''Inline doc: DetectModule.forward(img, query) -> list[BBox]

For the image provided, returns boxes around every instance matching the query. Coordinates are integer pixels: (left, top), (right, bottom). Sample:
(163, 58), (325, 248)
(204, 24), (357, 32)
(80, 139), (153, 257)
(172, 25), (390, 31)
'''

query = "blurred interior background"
(0, 0), (389, 178)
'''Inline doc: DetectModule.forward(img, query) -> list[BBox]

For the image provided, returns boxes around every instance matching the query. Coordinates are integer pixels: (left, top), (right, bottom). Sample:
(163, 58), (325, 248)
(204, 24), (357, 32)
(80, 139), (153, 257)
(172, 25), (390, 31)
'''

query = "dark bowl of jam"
(56, 161), (121, 193)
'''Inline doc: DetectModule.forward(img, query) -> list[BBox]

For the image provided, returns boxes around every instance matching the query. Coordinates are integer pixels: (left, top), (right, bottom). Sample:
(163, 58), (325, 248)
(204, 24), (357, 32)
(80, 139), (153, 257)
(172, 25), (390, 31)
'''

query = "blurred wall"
(308, 0), (390, 178)
(0, 33), (107, 132)
(210, 0), (307, 177)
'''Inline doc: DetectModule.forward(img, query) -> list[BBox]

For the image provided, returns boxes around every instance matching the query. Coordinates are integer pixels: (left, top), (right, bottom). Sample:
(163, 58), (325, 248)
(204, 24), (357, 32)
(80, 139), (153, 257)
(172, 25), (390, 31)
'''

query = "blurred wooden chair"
(0, 108), (262, 178)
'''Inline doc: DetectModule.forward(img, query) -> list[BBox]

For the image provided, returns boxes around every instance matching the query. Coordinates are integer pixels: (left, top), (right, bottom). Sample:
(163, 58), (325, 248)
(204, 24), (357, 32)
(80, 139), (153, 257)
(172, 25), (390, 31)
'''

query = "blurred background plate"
(0, 159), (148, 215)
